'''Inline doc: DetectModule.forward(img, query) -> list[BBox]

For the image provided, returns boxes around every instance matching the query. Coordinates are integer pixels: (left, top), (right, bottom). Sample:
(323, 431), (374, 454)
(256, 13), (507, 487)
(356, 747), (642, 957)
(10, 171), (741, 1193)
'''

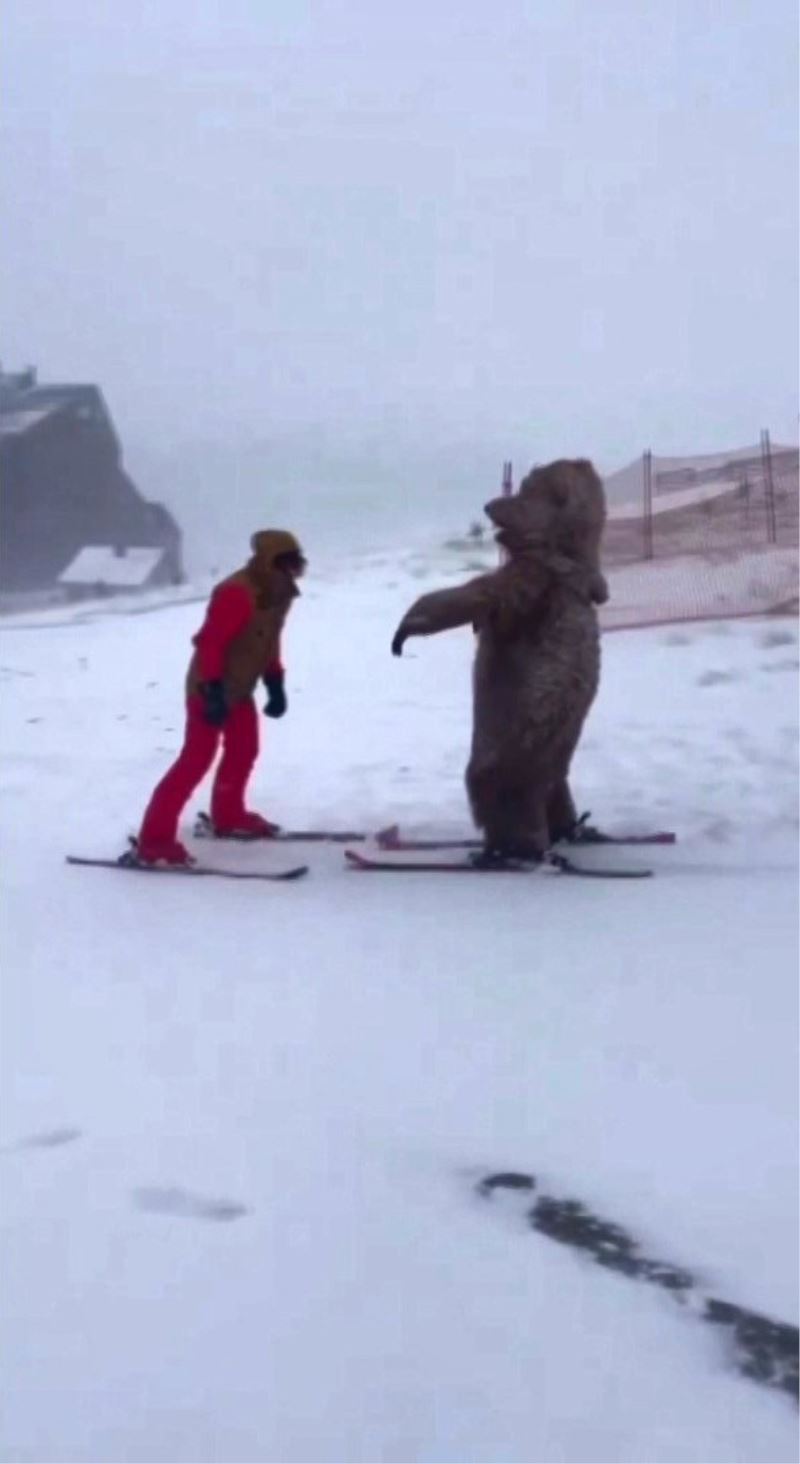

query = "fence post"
(498, 460), (513, 563)
(643, 449), (654, 560)
(760, 429), (777, 544)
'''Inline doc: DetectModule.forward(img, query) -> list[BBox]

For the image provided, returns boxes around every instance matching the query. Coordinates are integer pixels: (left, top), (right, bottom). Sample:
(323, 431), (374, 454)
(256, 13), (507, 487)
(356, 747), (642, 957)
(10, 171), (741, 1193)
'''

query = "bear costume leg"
(466, 760), (551, 861)
(546, 778), (579, 843)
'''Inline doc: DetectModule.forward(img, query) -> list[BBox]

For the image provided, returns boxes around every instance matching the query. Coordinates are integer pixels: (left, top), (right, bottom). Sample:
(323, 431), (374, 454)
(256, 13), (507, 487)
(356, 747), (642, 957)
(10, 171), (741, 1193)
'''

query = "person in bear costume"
(391, 459), (608, 862)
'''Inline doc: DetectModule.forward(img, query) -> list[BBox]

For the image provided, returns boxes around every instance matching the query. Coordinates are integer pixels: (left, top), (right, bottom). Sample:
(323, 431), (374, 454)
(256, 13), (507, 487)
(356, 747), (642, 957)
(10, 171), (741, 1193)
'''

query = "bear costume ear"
(518, 459), (606, 527)
(519, 460), (575, 507)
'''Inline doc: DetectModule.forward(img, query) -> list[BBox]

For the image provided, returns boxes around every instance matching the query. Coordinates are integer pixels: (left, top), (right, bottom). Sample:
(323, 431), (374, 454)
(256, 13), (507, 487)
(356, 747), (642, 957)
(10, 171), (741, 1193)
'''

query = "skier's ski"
(344, 849), (652, 879)
(193, 813), (676, 849)
(66, 854), (308, 882)
(194, 811), (363, 844)
(375, 823), (675, 851)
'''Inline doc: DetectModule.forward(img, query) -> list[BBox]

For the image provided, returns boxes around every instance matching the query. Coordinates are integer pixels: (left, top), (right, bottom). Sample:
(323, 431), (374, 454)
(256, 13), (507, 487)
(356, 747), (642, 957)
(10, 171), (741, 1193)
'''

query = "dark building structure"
(0, 366), (183, 596)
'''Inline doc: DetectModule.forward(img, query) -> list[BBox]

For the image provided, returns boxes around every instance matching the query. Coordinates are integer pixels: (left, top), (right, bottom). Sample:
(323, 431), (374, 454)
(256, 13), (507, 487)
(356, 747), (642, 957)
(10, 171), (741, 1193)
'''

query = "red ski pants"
(139, 695), (260, 844)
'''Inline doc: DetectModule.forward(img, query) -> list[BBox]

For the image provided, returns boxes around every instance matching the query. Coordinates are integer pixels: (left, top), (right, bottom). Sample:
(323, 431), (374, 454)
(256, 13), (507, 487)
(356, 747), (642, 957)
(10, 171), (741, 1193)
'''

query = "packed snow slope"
(1, 553), (798, 1464)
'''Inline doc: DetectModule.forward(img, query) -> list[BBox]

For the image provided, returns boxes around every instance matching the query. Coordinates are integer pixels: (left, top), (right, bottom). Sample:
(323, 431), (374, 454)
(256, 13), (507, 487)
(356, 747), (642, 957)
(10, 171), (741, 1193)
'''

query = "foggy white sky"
(2, 0), (798, 467)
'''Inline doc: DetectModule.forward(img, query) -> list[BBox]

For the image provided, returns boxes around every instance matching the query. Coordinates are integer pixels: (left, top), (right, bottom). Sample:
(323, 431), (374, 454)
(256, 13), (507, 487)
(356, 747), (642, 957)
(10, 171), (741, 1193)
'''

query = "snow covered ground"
(1, 554), (798, 1463)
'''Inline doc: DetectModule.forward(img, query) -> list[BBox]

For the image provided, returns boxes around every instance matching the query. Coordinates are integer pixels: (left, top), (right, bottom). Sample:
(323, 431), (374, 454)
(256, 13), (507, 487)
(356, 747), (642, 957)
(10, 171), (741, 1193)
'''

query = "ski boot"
(128, 836), (194, 868)
(195, 811), (280, 841)
(470, 841), (563, 873)
(556, 811), (606, 846)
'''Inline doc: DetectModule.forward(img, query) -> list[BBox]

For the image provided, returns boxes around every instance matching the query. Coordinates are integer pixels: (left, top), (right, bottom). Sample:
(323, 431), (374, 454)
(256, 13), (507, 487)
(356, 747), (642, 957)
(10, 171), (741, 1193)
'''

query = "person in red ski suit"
(136, 529), (306, 865)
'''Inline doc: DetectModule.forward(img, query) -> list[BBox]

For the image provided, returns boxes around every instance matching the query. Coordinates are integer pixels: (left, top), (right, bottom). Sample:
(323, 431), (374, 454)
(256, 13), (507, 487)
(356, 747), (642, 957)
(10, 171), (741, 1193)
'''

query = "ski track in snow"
(1, 558), (797, 1463)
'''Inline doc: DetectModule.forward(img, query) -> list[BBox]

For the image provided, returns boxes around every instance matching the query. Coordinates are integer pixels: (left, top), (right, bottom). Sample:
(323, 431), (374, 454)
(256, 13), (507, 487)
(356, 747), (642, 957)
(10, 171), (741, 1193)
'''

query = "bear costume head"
(484, 458), (607, 603)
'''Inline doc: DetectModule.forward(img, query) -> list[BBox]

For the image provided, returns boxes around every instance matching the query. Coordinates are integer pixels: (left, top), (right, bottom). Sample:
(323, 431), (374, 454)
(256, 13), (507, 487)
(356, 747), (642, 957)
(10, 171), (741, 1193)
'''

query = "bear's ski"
(344, 849), (652, 879)
(375, 823), (675, 851)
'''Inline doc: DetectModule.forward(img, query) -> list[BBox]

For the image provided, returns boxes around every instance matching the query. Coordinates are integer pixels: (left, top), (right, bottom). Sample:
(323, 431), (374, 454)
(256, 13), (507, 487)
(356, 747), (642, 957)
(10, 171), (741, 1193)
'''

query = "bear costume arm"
(391, 574), (495, 654)
(391, 565), (550, 655)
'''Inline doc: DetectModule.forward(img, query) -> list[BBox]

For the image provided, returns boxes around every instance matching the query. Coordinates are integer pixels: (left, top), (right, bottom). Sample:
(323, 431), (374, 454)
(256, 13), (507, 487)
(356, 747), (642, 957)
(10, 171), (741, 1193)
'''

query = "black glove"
(263, 670), (287, 719)
(391, 629), (406, 657)
(199, 679), (229, 727)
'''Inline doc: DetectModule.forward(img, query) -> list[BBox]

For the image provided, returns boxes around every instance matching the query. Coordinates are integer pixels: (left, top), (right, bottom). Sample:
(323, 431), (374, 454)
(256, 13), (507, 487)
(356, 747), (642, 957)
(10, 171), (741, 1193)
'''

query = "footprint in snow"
(760, 628), (797, 649)
(475, 1171), (798, 1401)
(696, 669), (740, 687)
(133, 1186), (248, 1222)
(2, 1127), (83, 1153)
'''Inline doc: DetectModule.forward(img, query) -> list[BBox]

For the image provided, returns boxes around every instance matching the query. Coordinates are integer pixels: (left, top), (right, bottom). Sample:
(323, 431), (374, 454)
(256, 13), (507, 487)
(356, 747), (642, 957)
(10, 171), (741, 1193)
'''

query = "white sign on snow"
(58, 545), (164, 588)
